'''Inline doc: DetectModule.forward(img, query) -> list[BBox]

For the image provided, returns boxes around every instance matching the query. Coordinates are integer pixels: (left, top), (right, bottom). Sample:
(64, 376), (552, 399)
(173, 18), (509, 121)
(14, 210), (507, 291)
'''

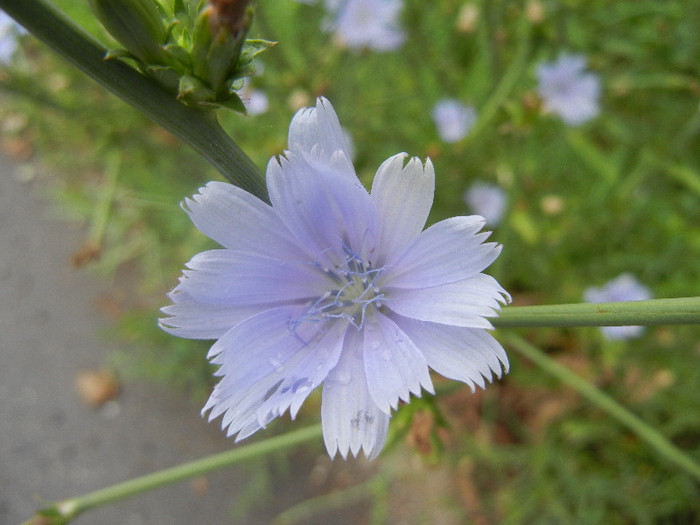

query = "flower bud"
(191, 0), (253, 96)
(90, 0), (169, 65)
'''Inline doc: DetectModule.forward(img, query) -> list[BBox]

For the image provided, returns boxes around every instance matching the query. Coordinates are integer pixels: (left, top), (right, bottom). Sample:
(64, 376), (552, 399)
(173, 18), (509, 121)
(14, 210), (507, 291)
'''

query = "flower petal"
(255, 320), (346, 422)
(383, 216), (501, 288)
(322, 328), (390, 460)
(206, 305), (315, 382)
(183, 181), (305, 258)
(370, 155), (435, 266)
(362, 311), (434, 414)
(202, 305), (340, 439)
(385, 274), (510, 328)
(159, 291), (265, 339)
(287, 97), (355, 180)
(267, 151), (376, 268)
(173, 249), (333, 306)
(391, 314), (509, 391)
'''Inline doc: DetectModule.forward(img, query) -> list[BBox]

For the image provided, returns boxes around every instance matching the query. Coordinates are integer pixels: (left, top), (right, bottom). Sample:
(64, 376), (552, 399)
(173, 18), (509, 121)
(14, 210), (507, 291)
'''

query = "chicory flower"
(584, 274), (652, 340)
(161, 98), (509, 459)
(432, 99), (477, 143)
(536, 53), (601, 126)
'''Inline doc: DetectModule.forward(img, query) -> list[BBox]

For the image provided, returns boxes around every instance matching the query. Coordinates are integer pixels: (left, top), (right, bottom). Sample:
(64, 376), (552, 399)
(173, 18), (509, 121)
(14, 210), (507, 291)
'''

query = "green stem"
(1, 0), (269, 202)
(88, 150), (120, 246)
(271, 478), (376, 525)
(493, 297), (700, 328)
(504, 333), (700, 482)
(28, 424), (321, 524)
(566, 129), (618, 187)
(661, 161), (700, 199)
(466, 15), (531, 141)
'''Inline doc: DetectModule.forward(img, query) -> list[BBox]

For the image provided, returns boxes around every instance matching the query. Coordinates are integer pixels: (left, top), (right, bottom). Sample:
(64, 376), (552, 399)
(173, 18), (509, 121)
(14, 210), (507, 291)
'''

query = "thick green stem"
(493, 297), (700, 328)
(28, 424), (322, 524)
(1, 0), (269, 202)
(504, 333), (700, 482)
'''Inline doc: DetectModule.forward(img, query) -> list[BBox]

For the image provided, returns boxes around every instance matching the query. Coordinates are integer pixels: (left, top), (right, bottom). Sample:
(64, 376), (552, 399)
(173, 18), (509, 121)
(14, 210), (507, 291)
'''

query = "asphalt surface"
(0, 155), (360, 525)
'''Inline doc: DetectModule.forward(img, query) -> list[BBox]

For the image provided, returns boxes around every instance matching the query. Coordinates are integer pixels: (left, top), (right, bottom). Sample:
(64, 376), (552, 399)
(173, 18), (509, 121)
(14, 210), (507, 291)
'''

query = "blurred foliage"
(1, 0), (699, 523)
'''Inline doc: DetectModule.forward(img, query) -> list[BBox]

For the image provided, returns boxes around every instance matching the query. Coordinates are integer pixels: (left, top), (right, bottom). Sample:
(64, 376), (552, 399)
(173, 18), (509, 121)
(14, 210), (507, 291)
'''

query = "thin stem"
(504, 333), (700, 482)
(466, 14), (531, 141)
(28, 424), (322, 524)
(1, 0), (269, 202)
(566, 129), (618, 188)
(271, 478), (376, 525)
(88, 150), (120, 246)
(492, 297), (700, 328)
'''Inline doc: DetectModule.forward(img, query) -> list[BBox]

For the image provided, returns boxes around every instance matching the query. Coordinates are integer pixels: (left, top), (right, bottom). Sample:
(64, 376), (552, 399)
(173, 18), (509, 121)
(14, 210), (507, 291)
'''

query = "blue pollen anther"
(293, 249), (386, 331)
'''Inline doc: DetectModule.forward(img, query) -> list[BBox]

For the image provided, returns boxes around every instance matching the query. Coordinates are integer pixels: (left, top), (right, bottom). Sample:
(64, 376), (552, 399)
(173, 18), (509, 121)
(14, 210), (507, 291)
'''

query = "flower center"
(293, 245), (386, 332)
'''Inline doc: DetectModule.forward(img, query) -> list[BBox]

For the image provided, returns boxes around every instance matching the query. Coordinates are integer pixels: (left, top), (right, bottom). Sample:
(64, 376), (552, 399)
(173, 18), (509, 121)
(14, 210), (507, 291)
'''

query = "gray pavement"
(0, 155), (363, 524)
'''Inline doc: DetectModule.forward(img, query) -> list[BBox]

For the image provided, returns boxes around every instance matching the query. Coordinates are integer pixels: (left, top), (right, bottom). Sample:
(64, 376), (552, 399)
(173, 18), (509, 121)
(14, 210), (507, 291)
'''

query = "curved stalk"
(504, 333), (700, 482)
(26, 424), (322, 524)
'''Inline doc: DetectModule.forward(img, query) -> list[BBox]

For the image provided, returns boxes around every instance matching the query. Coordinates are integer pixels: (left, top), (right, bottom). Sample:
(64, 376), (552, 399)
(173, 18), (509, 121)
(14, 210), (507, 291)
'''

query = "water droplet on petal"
(353, 345), (364, 359)
(381, 349), (392, 361)
(269, 358), (284, 374)
(336, 370), (352, 385)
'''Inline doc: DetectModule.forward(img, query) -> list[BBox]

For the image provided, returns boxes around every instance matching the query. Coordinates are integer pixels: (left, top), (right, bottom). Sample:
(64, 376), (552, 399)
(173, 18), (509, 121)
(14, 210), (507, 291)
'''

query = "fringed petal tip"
(391, 153), (434, 181)
(455, 347), (509, 394)
(180, 180), (231, 211)
(486, 281), (513, 310)
(157, 316), (176, 335)
(465, 365), (509, 394)
(288, 97), (353, 166)
(326, 442), (384, 462)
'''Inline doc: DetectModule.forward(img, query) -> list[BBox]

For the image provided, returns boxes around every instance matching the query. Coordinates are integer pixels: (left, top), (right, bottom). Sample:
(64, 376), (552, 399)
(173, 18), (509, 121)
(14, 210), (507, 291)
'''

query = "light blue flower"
(432, 99), (477, 143)
(326, 0), (405, 52)
(536, 53), (601, 126)
(584, 274), (652, 340)
(463, 182), (507, 227)
(161, 98), (510, 459)
(238, 78), (269, 116)
(0, 11), (26, 65)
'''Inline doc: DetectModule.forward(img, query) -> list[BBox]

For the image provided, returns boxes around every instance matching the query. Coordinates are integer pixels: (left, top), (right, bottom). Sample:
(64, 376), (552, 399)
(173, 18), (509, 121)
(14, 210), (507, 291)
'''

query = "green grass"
(1, 0), (699, 522)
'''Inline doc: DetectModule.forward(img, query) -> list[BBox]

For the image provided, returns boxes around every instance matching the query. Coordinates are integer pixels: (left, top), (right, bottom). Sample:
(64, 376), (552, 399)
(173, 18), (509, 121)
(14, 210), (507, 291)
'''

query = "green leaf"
(216, 92), (247, 114)
(89, 0), (170, 65)
(239, 38), (276, 65)
(177, 73), (215, 102)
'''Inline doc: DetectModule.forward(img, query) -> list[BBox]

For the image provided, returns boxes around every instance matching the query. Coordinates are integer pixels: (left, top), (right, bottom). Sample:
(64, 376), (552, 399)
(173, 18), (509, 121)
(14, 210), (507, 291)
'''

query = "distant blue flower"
(584, 274), (652, 340)
(0, 11), (26, 65)
(463, 182), (507, 227)
(238, 78), (269, 116)
(432, 99), (477, 143)
(326, 0), (406, 51)
(244, 89), (268, 116)
(536, 53), (601, 126)
(161, 98), (510, 459)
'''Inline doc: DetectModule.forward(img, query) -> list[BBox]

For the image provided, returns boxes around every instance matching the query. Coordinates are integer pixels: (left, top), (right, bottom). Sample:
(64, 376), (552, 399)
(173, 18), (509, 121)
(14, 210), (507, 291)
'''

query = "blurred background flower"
(463, 182), (507, 226)
(0, 10), (26, 65)
(584, 273), (653, 340)
(432, 99), (477, 143)
(324, 0), (405, 51)
(536, 53), (601, 126)
(238, 77), (269, 116)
